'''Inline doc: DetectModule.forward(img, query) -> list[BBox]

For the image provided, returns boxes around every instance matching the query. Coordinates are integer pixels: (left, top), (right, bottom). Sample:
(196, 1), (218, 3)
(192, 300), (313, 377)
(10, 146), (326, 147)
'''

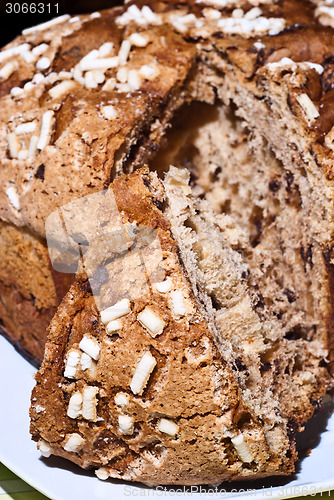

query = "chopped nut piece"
(296, 93), (319, 123)
(170, 290), (187, 318)
(63, 433), (85, 453)
(155, 278), (172, 293)
(130, 351), (157, 395)
(15, 121), (36, 135)
(137, 307), (166, 337)
(82, 386), (99, 421)
(37, 110), (54, 150)
(106, 319), (122, 333)
(95, 467), (109, 480)
(129, 33), (148, 47)
(37, 439), (52, 458)
(231, 434), (253, 463)
(6, 186), (21, 211)
(101, 299), (131, 324)
(36, 57), (51, 71)
(64, 349), (80, 378)
(100, 105), (118, 120)
(79, 335), (100, 361)
(7, 133), (19, 159)
(158, 418), (179, 436)
(118, 414), (134, 434)
(67, 391), (83, 419)
(49, 81), (76, 99)
(114, 392), (130, 407)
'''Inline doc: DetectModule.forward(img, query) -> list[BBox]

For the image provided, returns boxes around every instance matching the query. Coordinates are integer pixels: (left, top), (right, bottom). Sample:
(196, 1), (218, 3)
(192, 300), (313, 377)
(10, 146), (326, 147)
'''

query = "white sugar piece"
(72, 66), (85, 84)
(128, 69), (141, 90)
(106, 319), (122, 333)
(245, 7), (262, 20)
(305, 62), (324, 75)
(95, 468), (108, 480)
(36, 57), (51, 70)
(0, 61), (18, 80)
(128, 4), (142, 19)
(58, 71), (73, 80)
(99, 42), (114, 57)
(7, 133), (19, 159)
(79, 335), (100, 361)
(63, 433), (85, 453)
(17, 149), (28, 161)
(203, 8), (222, 20)
(90, 12), (101, 18)
(155, 278), (172, 293)
(141, 5), (158, 23)
(158, 418), (179, 436)
(231, 434), (253, 463)
(32, 73), (45, 84)
(15, 121), (36, 135)
(170, 290), (187, 318)
(28, 135), (39, 158)
(80, 56), (119, 71)
(38, 439), (52, 458)
(24, 81), (34, 91)
(92, 70), (105, 84)
(118, 40), (131, 66)
(232, 8), (244, 18)
(117, 83), (131, 93)
(114, 392), (129, 407)
(32, 43), (49, 57)
(81, 49), (99, 61)
(81, 352), (93, 371)
(10, 87), (24, 97)
(64, 349), (80, 378)
(37, 110), (54, 150)
(101, 105), (118, 120)
(22, 14), (70, 35)
(254, 41), (265, 50)
(49, 80), (76, 99)
(67, 391), (83, 419)
(130, 351), (157, 395)
(129, 33), (148, 47)
(6, 186), (21, 210)
(137, 307), (165, 337)
(101, 299), (131, 324)
(118, 414), (134, 435)
(0, 43), (30, 64)
(266, 57), (296, 71)
(116, 67), (128, 83)
(21, 51), (37, 64)
(82, 386), (99, 421)
(69, 16), (80, 23)
(296, 93), (319, 123)
(102, 78), (116, 92)
(139, 65), (158, 80)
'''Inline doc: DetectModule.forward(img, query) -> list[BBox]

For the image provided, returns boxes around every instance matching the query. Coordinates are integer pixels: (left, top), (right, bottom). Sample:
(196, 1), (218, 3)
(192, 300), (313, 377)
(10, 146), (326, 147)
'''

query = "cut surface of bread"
(30, 167), (329, 485)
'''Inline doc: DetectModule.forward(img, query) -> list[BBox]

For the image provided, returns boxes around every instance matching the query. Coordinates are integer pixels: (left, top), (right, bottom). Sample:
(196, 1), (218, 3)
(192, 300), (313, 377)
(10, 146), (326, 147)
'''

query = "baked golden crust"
(1, 0), (334, 372)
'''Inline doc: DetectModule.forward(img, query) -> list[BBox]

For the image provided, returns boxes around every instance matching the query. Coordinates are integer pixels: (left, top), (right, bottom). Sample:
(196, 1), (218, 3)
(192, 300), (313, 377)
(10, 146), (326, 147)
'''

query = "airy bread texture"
(31, 167), (328, 485)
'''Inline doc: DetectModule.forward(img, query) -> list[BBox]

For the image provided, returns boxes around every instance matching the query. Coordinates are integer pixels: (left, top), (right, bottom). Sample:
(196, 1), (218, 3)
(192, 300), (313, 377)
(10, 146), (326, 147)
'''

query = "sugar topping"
(81, 352), (93, 371)
(137, 307), (166, 337)
(22, 14), (70, 36)
(217, 8), (285, 36)
(101, 299), (131, 324)
(95, 467), (109, 480)
(63, 433), (85, 453)
(6, 185), (21, 211)
(158, 418), (179, 436)
(82, 386), (99, 421)
(49, 80), (76, 99)
(170, 290), (187, 318)
(64, 349), (80, 378)
(130, 351), (157, 395)
(15, 121), (36, 135)
(67, 391), (83, 419)
(231, 434), (253, 463)
(155, 278), (172, 293)
(0, 61), (18, 80)
(115, 392), (130, 407)
(37, 439), (52, 458)
(100, 105), (118, 120)
(79, 335), (100, 361)
(106, 319), (122, 333)
(118, 414), (134, 434)
(37, 110), (54, 150)
(129, 33), (149, 47)
(296, 93), (320, 124)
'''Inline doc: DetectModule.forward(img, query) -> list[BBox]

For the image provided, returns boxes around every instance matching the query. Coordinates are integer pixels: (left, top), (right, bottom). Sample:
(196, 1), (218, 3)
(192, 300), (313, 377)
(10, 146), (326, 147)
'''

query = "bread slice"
(30, 167), (329, 485)
(1, 0), (334, 374)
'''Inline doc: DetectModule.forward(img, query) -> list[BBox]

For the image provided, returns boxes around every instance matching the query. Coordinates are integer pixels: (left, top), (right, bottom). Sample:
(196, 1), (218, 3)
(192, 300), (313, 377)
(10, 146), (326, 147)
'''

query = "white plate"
(0, 334), (333, 500)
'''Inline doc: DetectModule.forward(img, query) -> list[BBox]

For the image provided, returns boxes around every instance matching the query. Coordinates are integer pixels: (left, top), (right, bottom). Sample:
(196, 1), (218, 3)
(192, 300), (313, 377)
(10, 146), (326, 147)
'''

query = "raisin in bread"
(1, 1), (334, 379)
(30, 167), (329, 485)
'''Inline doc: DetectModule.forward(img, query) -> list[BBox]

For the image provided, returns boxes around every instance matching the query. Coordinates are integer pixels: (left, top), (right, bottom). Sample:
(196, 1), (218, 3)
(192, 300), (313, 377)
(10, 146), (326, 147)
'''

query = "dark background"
(0, 0), (122, 47)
